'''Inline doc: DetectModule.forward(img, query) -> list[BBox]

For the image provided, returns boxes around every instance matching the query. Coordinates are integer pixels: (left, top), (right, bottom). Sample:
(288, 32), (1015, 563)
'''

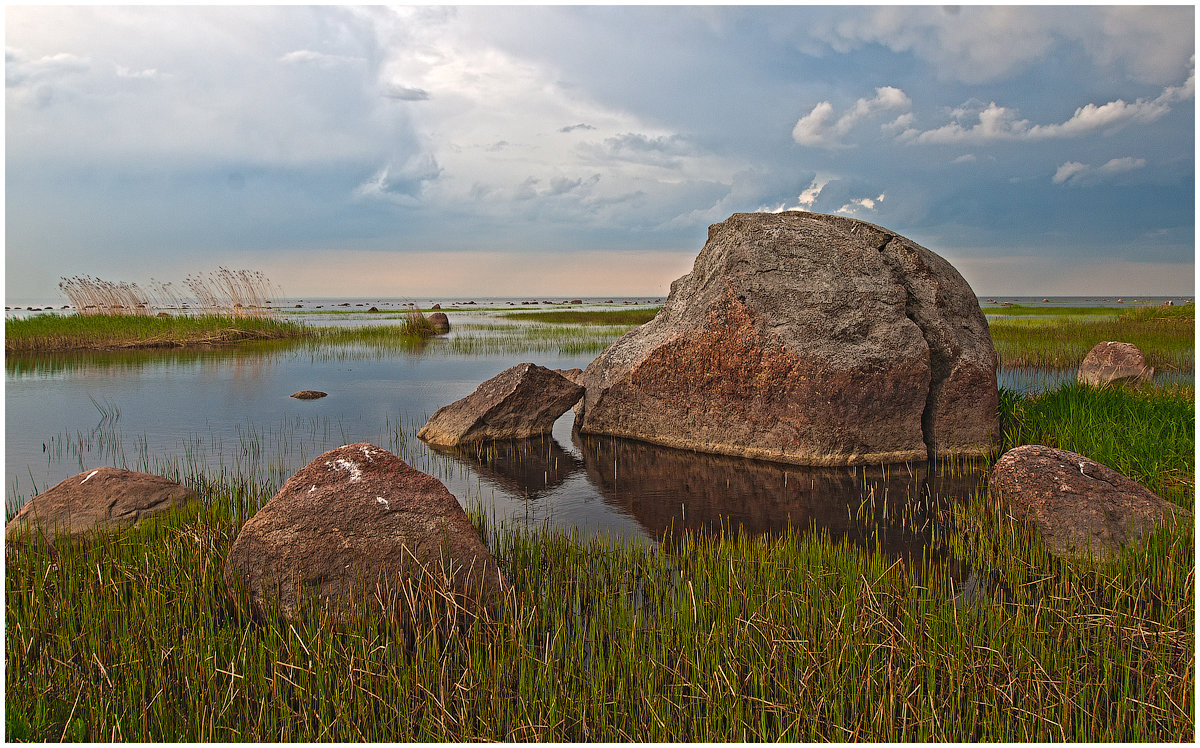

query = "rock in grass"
(989, 445), (1188, 562)
(1078, 341), (1154, 388)
(290, 390), (327, 400)
(577, 211), (1000, 466)
(5, 467), (198, 546)
(224, 443), (505, 624)
(417, 363), (583, 447)
(428, 312), (451, 334)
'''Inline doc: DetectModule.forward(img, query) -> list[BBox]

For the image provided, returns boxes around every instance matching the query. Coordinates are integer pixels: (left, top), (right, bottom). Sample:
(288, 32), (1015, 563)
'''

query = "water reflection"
(439, 426), (989, 555)
(430, 436), (583, 498)
(573, 432), (987, 554)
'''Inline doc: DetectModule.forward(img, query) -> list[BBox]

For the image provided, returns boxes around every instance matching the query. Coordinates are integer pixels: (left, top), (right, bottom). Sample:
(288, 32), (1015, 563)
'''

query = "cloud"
(836, 192), (886, 215)
(903, 61), (1193, 144)
(559, 123), (595, 133)
(578, 132), (694, 169)
(279, 49), (363, 68)
(355, 154), (443, 205)
(382, 83), (431, 101)
(1052, 157), (1146, 186)
(793, 6), (1193, 85)
(793, 86), (911, 147)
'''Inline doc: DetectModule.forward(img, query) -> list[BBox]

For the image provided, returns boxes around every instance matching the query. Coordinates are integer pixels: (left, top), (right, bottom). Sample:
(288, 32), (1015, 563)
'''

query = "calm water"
(5, 297), (1186, 547)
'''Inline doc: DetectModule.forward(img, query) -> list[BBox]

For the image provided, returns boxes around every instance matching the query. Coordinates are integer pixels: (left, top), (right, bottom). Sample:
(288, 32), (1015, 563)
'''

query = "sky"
(5, 4), (1196, 300)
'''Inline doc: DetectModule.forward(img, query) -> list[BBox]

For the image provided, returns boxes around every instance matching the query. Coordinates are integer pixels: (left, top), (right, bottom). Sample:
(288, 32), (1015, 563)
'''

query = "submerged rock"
(1077, 341), (1154, 388)
(224, 443), (505, 624)
(290, 390), (327, 400)
(989, 445), (1187, 562)
(418, 363), (583, 447)
(5, 468), (198, 545)
(577, 211), (1000, 466)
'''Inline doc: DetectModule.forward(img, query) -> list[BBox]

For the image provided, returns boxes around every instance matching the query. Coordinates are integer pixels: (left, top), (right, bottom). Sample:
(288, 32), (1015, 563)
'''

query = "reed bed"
(59, 269), (278, 319)
(987, 304), (1194, 371)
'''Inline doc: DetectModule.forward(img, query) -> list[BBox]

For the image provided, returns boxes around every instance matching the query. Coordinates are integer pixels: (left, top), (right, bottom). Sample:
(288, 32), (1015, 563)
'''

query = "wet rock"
(368, 306), (379, 312)
(428, 312), (451, 334)
(569, 299), (583, 305)
(291, 390), (328, 400)
(431, 303), (441, 309)
(1078, 341), (1153, 387)
(5, 468), (198, 546)
(224, 443), (505, 624)
(418, 363), (584, 447)
(989, 445), (1187, 562)
(577, 211), (1000, 466)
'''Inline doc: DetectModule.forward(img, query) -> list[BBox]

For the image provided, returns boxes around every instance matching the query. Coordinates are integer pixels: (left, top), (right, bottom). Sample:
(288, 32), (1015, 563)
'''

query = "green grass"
(5, 465), (1192, 741)
(5, 314), (307, 354)
(999, 383), (1194, 506)
(498, 308), (660, 325)
(987, 304), (1194, 372)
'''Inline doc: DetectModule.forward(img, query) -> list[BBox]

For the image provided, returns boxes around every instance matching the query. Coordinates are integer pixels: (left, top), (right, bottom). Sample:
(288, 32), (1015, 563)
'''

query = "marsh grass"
(4, 314), (306, 354)
(498, 308), (660, 326)
(5, 471), (1192, 741)
(987, 304), (1194, 371)
(999, 383), (1195, 505)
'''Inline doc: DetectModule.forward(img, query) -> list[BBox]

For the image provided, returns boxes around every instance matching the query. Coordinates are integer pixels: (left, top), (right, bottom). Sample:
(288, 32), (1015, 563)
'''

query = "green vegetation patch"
(498, 308), (660, 326)
(988, 304), (1194, 371)
(4, 314), (307, 354)
(1000, 383), (1194, 506)
(5, 480), (1192, 742)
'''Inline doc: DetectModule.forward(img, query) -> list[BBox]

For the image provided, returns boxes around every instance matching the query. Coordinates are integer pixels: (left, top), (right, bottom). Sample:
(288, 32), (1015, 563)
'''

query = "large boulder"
(989, 445), (1187, 561)
(1078, 341), (1153, 387)
(5, 467), (198, 545)
(577, 211), (1000, 466)
(224, 443), (504, 624)
(417, 363), (584, 447)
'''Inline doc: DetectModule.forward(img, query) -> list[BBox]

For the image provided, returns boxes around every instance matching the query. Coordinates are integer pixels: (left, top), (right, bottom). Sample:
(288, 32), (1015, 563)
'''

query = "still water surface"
(11, 299), (1184, 548)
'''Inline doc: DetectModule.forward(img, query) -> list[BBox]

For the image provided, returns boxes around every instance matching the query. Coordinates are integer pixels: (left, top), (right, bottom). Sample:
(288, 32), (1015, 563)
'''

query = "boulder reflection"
(436, 429), (988, 556)
(431, 436), (582, 498)
(573, 431), (988, 555)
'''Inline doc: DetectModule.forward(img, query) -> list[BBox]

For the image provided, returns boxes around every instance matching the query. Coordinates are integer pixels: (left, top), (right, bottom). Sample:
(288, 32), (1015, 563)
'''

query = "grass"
(5, 455), (1191, 741)
(986, 303), (1194, 372)
(498, 308), (660, 325)
(4, 314), (307, 354)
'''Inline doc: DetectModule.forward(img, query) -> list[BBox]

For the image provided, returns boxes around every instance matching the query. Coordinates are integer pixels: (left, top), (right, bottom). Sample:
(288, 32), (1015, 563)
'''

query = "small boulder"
(418, 363), (584, 447)
(1078, 341), (1153, 387)
(5, 468), (198, 545)
(431, 303), (442, 310)
(224, 443), (504, 624)
(368, 306), (379, 312)
(291, 390), (328, 400)
(989, 445), (1187, 561)
(428, 312), (451, 334)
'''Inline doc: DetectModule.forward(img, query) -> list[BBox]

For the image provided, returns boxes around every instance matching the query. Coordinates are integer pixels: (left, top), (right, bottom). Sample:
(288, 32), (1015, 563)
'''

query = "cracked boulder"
(989, 445), (1187, 561)
(576, 211), (1000, 466)
(5, 467), (198, 546)
(224, 443), (505, 625)
(417, 363), (584, 447)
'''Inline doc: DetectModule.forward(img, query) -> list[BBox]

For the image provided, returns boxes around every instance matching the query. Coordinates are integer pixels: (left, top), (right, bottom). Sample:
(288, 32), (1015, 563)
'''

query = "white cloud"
(279, 49), (363, 68)
(793, 86), (911, 148)
(1052, 157), (1146, 186)
(901, 60), (1193, 145)
(836, 192), (886, 215)
(796, 6), (1193, 86)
